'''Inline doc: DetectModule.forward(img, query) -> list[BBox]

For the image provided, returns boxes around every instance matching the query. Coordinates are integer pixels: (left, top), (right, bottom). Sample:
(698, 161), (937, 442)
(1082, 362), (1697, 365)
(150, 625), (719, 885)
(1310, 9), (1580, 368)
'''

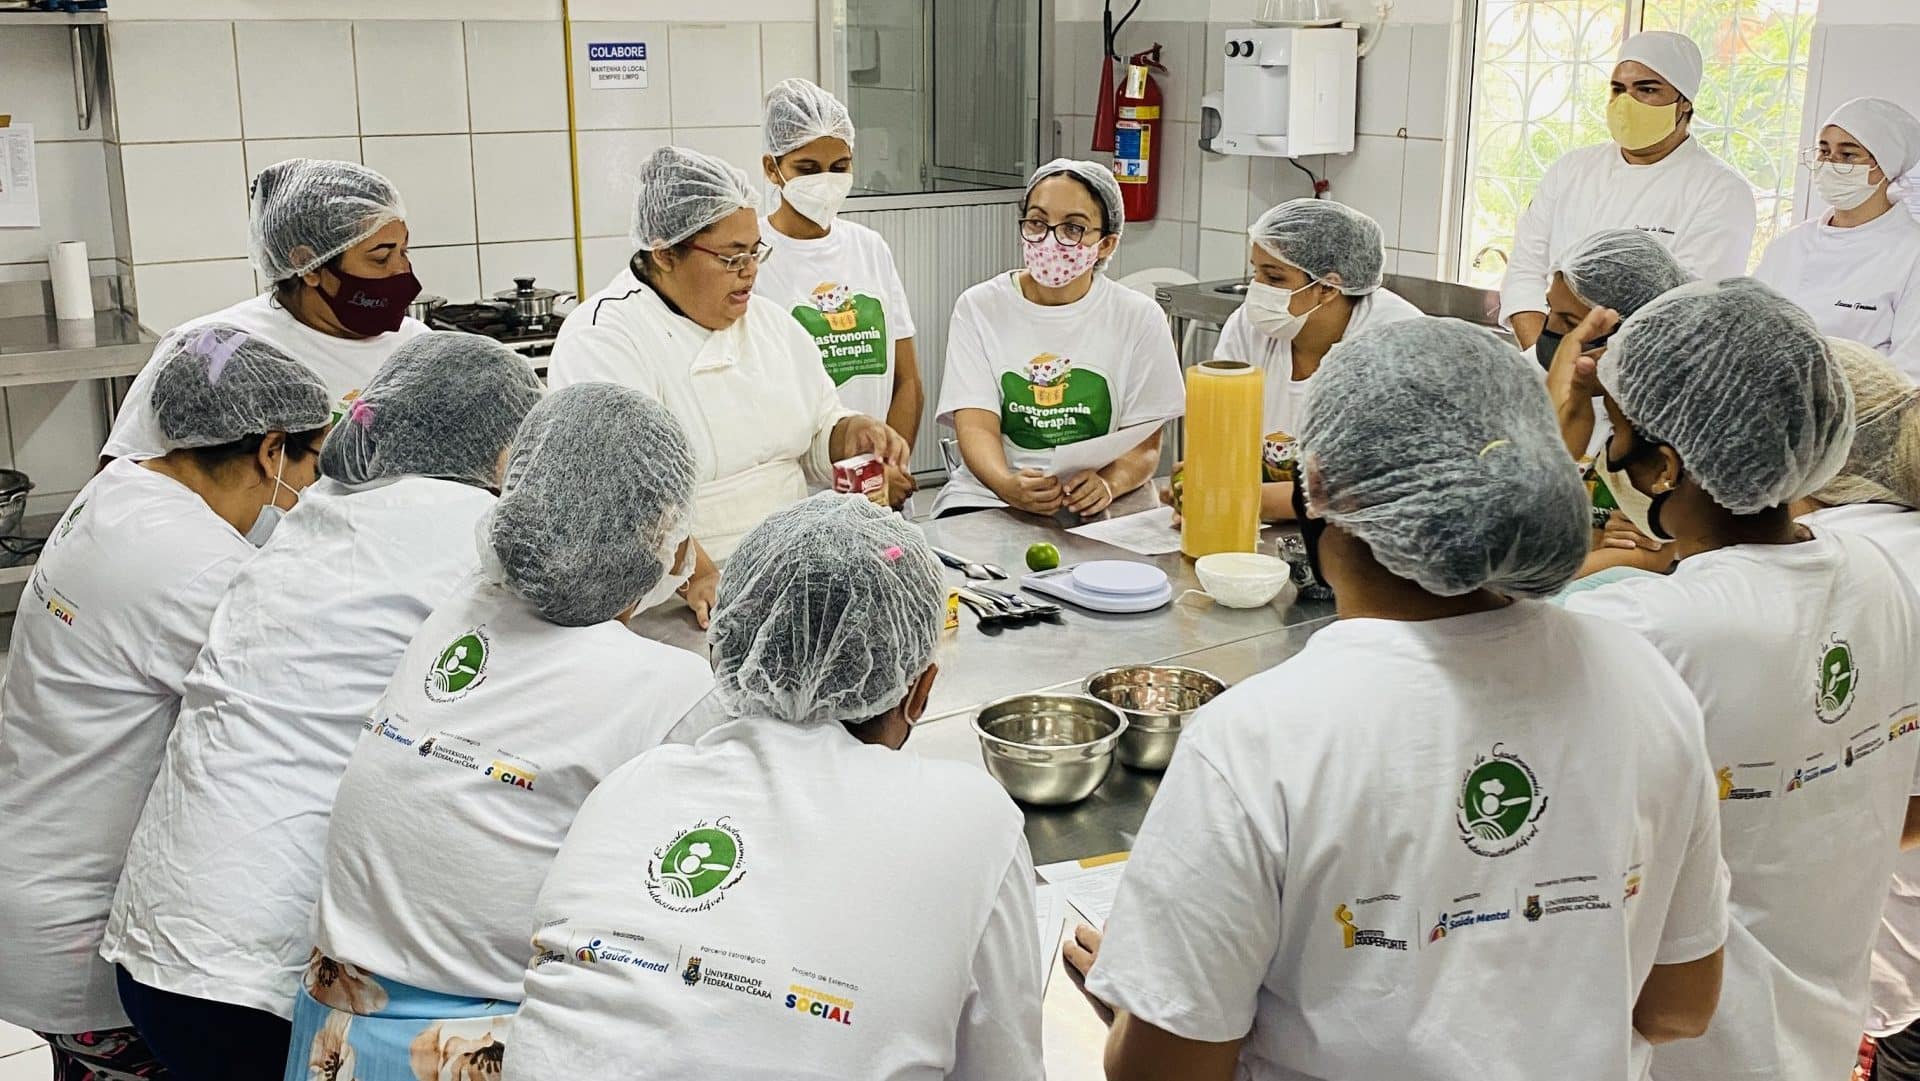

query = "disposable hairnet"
(250, 159), (407, 282)
(149, 323), (331, 450)
(630, 146), (757, 251)
(1812, 337), (1920, 509)
(1027, 158), (1125, 241)
(486, 383), (696, 627)
(709, 494), (943, 727)
(1554, 229), (1692, 315)
(1249, 198), (1385, 295)
(1600, 278), (1856, 514)
(764, 78), (856, 157)
(320, 332), (543, 488)
(1617, 30), (1704, 101)
(1298, 317), (1588, 597)
(1826, 97), (1920, 182)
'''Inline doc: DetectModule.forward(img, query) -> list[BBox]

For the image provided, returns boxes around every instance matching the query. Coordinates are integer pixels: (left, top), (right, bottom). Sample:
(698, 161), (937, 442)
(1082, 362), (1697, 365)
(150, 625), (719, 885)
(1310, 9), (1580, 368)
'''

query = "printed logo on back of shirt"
(425, 628), (490, 702)
(1332, 895), (1408, 952)
(1816, 634), (1859, 724)
(1456, 744), (1547, 857)
(647, 818), (747, 912)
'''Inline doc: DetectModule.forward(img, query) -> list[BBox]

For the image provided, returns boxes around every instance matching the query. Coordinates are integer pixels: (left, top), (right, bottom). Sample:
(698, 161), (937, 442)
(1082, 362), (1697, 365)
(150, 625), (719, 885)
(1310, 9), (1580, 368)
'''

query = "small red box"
(832, 453), (887, 506)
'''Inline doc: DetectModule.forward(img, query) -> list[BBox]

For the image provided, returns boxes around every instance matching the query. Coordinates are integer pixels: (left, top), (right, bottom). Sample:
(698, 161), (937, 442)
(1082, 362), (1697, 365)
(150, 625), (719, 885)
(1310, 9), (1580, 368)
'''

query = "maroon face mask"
(320, 267), (422, 336)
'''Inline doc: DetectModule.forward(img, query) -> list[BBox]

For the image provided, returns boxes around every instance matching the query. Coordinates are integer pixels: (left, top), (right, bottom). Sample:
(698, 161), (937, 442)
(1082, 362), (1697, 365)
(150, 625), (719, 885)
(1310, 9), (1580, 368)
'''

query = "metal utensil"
(953, 588), (1017, 628)
(1084, 665), (1228, 771)
(957, 587), (1045, 626)
(973, 693), (1127, 805)
(977, 586), (1062, 621)
(406, 294), (446, 322)
(492, 276), (567, 326)
(931, 545), (1002, 581)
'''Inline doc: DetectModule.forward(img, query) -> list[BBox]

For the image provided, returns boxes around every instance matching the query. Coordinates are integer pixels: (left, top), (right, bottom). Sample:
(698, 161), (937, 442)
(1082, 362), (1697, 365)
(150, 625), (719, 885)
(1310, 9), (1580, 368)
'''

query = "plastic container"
(1181, 360), (1264, 558)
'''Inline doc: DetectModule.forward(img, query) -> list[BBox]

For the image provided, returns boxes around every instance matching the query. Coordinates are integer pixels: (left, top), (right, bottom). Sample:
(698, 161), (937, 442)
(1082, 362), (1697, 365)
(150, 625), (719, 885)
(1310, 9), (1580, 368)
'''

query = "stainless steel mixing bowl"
(972, 693), (1127, 806)
(1083, 665), (1228, 771)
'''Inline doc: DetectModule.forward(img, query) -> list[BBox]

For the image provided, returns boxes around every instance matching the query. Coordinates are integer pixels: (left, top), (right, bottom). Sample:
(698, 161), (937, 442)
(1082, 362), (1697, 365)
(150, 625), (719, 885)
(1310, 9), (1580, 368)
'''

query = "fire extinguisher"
(1113, 45), (1166, 223)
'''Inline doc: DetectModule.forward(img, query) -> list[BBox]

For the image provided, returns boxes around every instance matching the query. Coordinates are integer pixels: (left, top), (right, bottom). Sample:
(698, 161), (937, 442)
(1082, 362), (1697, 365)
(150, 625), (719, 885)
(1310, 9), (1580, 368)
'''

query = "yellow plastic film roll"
(1182, 359), (1264, 558)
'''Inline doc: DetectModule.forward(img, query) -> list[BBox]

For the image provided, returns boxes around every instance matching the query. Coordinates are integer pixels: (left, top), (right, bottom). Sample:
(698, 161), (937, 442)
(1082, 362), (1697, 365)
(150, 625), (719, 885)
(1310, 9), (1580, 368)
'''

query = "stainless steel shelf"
(0, 307), (155, 389)
(0, 10), (106, 25)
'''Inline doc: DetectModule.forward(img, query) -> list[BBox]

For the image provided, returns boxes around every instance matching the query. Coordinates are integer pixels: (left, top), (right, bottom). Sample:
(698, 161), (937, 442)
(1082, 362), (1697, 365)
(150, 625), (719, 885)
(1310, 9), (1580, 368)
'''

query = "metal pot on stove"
(407, 294), (446, 322)
(493, 277), (566, 324)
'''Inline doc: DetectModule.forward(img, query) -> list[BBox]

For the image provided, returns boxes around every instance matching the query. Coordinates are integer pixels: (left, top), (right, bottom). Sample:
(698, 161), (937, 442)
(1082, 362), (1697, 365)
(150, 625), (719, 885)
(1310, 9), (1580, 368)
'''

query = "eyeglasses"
(687, 240), (774, 272)
(1018, 218), (1101, 246)
(1800, 146), (1875, 170)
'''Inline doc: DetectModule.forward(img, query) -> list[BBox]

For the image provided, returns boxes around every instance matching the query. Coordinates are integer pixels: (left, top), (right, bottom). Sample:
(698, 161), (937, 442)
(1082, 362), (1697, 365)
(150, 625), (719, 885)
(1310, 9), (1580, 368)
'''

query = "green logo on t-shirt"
(647, 818), (747, 912)
(999, 354), (1114, 450)
(1817, 634), (1859, 724)
(426, 629), (489, 701)
(1456, 744), (1546, 857)
(791, 282), (888, 386)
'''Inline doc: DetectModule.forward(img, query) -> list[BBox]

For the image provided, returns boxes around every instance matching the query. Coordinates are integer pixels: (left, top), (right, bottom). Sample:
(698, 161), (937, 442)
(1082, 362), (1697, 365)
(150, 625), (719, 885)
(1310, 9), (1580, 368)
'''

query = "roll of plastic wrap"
(50, 241), (93, 322)
(1182, 359), (1264, 558)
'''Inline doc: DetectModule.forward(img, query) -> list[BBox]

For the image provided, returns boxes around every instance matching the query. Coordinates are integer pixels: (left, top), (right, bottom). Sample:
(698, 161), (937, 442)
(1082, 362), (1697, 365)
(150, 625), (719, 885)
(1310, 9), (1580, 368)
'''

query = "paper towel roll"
(50, 241), (93, 322)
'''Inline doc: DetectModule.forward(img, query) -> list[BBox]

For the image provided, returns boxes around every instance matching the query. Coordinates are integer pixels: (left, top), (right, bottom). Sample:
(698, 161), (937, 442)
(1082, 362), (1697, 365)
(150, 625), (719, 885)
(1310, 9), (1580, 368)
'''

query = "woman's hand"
(884, 462), (918, 510)
(1599, 511), (1664, 552)
(1548, 306), (1620, 457)
(835, 415), (911, 472)
(678, 542), (720, 629)
(1064, 470), (1115, 516)
(996, 468), (1063, 515)
(1062, 923), (1115, 1026)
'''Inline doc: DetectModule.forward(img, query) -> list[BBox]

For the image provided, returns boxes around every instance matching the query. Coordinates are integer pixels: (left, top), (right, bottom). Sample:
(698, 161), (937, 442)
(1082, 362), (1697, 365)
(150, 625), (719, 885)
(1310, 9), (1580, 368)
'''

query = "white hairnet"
(320, 332), (543, 489)
(630, 145), (757, 251)
(250, 159), (407, 282)
(709, 494), (944, 727)
(1617, 31), (1704, 102)
(1600, 278), (1856, 514)
(149, 323), (331, 450)
(1027, 158), (1125, 241)
(764, 78), (855, 157)
(486, 384), (697, 627)
(1555, 229), (1693, 315)
(1249, 198), (1385, 295)
(1813, 337), (1920, 509)
(1825, 97), (1920, 182)
(1298, 317), (1589, 597)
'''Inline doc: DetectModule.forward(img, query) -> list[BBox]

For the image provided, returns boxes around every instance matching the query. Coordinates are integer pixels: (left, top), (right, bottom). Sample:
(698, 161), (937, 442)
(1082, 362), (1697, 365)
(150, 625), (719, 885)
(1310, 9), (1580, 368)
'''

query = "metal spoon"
(931, 546), (1004, 581)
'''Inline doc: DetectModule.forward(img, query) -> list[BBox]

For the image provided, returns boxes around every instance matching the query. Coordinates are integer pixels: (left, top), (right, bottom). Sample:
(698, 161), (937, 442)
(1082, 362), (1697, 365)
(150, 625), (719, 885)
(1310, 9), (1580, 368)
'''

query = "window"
(1457, 0), (1818, 287)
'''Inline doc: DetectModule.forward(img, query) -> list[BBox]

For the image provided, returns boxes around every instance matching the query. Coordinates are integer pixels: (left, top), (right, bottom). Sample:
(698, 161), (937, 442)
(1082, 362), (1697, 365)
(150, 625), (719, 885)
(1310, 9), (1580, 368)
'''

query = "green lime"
(1025, 542), (1061, 572)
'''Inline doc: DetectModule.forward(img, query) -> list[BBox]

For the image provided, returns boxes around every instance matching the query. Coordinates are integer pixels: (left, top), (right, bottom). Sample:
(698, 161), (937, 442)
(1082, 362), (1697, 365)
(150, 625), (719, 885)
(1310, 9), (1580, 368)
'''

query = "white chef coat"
(1086, 601), (1728, 1081)
(103, 293), (430, 461)
(756, 217), (916, 423)
(0, 459), (252, 1032)
(1567, 531), (1920, 1080)
(931, 271), (1185, 515)
(1500, 138), (1757, 327)
(548, 267), (856, 561)
(310, 574), (714, 1002)
(98, 475), (495, 1019)
(504, 717), (1042, 1081)
(1211, 287), (1423, 437)
(1755, 208), (1920, 381)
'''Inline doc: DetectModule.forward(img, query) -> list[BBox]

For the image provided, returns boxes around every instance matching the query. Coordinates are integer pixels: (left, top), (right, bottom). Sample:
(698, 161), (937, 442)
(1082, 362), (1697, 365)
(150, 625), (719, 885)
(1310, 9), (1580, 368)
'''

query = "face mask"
(1607, 94), (1680, 152)
(1022, 234), (1102, 289)
(1290, 479), (1331, 591)
(245, 450), (301, 547)
(1245, 280), (1327, 343)
(1600, 435), (1674, 544)
(633, 530), (693, 615)
(1533, 326), (1610, 371)
(320, 268), (422, 337)
(1813, 161), (1882, 211)
(778, 169), (854, 228)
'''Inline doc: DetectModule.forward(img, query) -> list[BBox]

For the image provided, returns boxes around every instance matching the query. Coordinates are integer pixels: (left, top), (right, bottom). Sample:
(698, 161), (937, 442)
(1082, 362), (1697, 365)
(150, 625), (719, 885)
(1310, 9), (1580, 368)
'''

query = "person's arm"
(1636, 721), (1730, 1044)
(1499, 163), (1562, 341)
(955, 408), (1060, 515)
(678, 539), (719, 630)
(1547, 307), (1619, 458)
(1258, 481), (1295, 522)
(1902, 797), (1920, 850)
(1104, 1015), (1244, 1081)
(882, 337), (925, 507)
(1634, 949), (1724, 1044)
(948, 839), (1045, 1081)
(142, 552), (248, 697)
(1672, 171), (1760, 280)
(1065, 429), (1165, 516)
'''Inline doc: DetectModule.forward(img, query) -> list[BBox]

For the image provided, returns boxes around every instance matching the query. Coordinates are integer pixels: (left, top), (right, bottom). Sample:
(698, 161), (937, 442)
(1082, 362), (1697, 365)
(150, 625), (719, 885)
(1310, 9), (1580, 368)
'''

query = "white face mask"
(778, 169), (854, 228)
(244, 451), (300, 547)
(1813, 160), (1883, 211)
(1244, 279), (1327, 343)
(633, 529), (693, 616)
(1598, 428), (1673, 545)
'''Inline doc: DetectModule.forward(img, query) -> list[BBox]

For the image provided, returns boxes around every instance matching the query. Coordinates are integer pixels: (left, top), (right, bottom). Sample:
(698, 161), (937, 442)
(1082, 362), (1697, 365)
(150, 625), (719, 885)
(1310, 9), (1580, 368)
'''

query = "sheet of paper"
(1046, 422), (1163, 479)
(0, 123), (40, 229)
(1036, 852), (1129, 926)
(1034, 883), (1068, 989)
(1067, 505), (1183, 556)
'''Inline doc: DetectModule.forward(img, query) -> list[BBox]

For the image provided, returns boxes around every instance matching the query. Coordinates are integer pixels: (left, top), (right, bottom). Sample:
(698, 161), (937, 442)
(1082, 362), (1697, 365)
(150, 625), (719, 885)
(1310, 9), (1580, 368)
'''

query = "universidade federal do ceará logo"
(1457, 744), (1547, 857)
(425, 628), (490, 702)
(646, 818), (746, 912)
(1816, 633), (1859, 724)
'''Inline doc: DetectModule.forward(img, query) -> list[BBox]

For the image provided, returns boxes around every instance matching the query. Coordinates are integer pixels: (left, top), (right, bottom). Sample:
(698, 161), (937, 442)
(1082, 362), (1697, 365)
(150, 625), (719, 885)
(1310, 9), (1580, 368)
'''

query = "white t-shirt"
(1755, 208), (1920, 381)
(310, 575), (715, 1001)
(548, 268), (855, 561)
(757, 217), (916, 423)
(1211, 287), (1423, 437)
(99, 476), (495, 1018)
(504, 718), (1042, 1081)
(1086, 602), (1727, 1081)
(104, 293), (430, 461)
(1499, 139), (1757, 326)
(931, 272), (1185, 515)
(1567, 532), (1920, 1080)
(0, 460), (252, 1032)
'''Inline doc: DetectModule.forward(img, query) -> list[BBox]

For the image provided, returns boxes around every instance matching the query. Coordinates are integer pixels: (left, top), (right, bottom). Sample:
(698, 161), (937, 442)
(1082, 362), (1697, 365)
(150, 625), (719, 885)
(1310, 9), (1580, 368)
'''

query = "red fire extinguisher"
(1113, 45), (1166, 223)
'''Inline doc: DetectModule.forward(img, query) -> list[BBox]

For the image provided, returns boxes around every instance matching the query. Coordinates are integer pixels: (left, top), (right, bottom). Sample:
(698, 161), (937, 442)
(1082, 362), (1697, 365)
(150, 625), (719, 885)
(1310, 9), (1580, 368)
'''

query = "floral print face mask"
(1022, 233), (1101, 288)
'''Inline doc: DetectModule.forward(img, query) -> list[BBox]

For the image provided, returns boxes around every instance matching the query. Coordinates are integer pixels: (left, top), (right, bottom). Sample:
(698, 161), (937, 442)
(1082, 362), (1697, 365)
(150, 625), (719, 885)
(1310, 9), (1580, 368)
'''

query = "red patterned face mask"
(1022, 234), (1101, 288)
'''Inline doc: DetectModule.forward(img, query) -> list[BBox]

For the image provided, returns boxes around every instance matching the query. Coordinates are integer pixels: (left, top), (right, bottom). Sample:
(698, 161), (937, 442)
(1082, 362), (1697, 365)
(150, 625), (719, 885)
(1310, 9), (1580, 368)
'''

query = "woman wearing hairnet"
(1757, 98), (1920, 380)
(931, 159), (1185, 517)
(549, 145), (908, 617)
(1064, 317), (1728, 1080)
(282, 384), (715, 1079)
(0, 329), (329, 1079)
(103, 158), (427, 462)
(1564, 280), (1920, 1080)
(97, 333), (542, 1076)
(754, 79), (922, 508)
(505, 494), (1043, 1081)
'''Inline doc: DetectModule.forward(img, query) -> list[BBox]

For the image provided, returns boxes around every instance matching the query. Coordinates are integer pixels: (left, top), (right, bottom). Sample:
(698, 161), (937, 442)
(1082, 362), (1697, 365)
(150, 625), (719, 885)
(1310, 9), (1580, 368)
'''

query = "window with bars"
(1457, 0), (1818, 287)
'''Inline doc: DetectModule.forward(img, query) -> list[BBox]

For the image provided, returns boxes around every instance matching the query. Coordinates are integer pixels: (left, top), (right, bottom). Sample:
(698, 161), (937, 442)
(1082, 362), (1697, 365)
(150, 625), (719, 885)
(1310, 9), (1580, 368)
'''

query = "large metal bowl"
(973, 693), (1127, 806)
(1083, 665), (1227, 771)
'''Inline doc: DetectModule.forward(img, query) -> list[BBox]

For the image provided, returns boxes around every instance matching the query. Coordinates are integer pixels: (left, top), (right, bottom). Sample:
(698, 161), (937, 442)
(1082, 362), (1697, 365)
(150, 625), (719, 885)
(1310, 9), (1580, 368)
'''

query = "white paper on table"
(1067, 505), (1183, 556)
(1034, 883), (1069, 990)
(1046, 422), (1164, 479)
(1036, 853), (1130, 926)
(0, 124), (40, 229)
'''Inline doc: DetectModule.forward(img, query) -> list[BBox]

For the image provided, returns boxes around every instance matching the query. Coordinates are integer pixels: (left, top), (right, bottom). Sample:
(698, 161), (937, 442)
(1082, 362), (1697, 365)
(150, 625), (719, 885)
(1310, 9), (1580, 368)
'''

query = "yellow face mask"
(1607, 94), (1681, 152)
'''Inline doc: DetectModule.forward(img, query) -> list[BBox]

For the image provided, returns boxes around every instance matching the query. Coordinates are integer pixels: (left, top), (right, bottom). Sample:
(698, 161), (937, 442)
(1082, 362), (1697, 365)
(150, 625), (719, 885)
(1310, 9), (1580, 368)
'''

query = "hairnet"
(320, 332), (543, 488)
(764, 78), (856, 158)
(709, 494), (943, 727)
(630, 145), (758, 251)
(1298, 317), (1589, 597)
(249, 158), (407, 282)
(1599, 278), (1856, 514)
(149, 323), (331, 450)
(1027, 158), (1126, 241)
(1617, 31), (1704, 102)
(1249, 198), (1385, 295)
(485, 383), (696, 627)
(1825, 97), (1920, 183)
(1554, 229), (1693, 315)
(1812, 337), (1920, 508)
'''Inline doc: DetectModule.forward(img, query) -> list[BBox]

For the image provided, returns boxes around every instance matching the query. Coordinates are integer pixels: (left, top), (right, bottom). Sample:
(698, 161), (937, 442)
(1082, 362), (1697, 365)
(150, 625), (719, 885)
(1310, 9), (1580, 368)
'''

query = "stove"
(427, 302), (567, 363)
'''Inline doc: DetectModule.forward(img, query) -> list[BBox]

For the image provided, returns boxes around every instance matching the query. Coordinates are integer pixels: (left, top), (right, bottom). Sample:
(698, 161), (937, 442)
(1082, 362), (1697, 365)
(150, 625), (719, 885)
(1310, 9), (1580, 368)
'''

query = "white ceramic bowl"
(1195, 552), (1295, 608)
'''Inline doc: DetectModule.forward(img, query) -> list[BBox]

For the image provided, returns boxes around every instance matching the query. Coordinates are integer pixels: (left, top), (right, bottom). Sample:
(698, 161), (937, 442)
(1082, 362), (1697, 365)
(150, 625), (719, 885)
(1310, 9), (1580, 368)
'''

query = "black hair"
(1024, 171), (1110, 235)
(181, 426), (328, 477)
(630, 241), (696, 283)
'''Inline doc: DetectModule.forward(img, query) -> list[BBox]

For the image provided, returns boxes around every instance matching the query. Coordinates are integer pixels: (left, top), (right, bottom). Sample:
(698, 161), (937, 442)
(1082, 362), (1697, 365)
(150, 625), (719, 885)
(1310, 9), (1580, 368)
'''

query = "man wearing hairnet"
(286, 383), (715, 1077)
(506, 494), (1043, 1081)
(1564, 280), (1920, 1081)
(101, 333), (543, 1078)
(104, 159), (428, 462)
(0, 329), (330, 1079)
(1499, 31), (1755, 352)
(1064, 317), (1728, 1080)
(1758, 97), (1920, 380)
